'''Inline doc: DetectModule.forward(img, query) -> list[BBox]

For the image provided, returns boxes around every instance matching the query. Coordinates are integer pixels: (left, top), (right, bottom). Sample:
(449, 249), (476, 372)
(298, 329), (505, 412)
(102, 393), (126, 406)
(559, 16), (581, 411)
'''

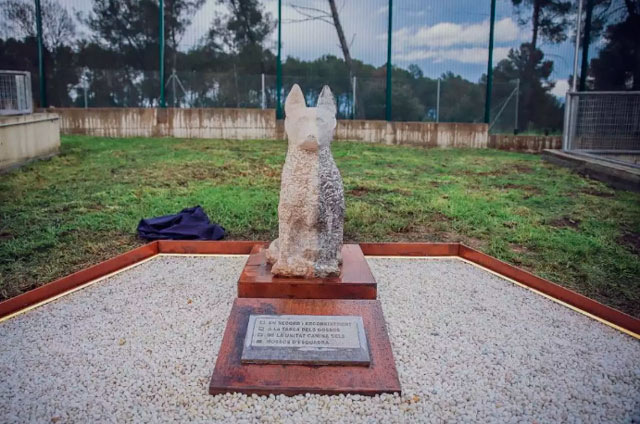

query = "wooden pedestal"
(237, 244), (377, 299)
(209, 298), (401, 396)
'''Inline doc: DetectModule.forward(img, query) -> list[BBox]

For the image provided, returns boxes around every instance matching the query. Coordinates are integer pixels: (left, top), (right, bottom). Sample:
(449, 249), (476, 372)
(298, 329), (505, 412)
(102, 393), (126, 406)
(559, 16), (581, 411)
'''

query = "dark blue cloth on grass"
(137, 206), (225, 241)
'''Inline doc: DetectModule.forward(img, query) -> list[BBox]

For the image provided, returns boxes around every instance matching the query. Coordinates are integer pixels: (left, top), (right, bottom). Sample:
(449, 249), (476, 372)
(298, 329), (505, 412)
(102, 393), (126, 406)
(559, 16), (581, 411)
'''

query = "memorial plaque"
(241, 314), (370, 366)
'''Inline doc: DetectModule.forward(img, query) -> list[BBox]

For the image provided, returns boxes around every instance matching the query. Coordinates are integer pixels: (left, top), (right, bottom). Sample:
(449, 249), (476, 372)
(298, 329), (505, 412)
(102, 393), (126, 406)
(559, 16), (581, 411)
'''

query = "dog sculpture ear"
(285, 84), (306, 117)
(317, 85), (336, 117)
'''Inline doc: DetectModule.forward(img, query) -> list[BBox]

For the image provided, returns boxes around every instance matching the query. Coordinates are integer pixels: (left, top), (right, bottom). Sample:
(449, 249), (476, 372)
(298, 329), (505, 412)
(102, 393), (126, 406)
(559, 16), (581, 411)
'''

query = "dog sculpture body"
(265, 84), (345, 277)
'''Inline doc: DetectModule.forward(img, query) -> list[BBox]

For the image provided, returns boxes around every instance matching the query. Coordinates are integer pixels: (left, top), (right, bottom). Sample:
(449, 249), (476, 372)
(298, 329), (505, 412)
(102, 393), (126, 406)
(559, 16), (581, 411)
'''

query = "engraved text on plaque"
(241, 314), (370, 365)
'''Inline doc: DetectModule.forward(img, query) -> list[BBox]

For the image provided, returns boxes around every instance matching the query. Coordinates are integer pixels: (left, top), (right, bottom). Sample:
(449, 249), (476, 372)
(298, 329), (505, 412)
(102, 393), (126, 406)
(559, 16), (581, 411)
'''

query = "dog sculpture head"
(284, 84), (337, 152)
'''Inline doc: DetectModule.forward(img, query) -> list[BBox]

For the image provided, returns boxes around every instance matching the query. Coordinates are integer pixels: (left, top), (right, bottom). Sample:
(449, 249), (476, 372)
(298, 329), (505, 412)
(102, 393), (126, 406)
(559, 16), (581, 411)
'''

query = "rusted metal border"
(0, 242), (159, 319)
(1, 241), (638, 337)
(157, 240), (258, 255)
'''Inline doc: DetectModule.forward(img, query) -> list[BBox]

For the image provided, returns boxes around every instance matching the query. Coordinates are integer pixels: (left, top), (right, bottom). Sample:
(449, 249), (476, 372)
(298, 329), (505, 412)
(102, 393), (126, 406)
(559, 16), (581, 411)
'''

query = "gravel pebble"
(0, 255), (638, 423)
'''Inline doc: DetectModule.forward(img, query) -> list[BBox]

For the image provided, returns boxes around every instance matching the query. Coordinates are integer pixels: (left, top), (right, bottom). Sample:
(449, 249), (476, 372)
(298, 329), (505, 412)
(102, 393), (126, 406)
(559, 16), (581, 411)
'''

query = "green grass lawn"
(1, 135), (639, 317)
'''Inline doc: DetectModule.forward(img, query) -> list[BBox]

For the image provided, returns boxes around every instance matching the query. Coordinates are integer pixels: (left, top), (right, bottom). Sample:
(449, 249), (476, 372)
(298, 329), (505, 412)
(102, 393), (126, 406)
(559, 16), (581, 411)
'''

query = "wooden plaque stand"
(209, 298), (401, 396)
(237, 244), (377, 299)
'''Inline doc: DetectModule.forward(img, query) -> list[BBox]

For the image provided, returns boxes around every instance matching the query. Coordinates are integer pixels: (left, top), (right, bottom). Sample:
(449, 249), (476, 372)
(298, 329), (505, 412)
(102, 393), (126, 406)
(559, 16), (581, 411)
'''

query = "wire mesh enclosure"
(563, 91), (640, 165)
(0, 0), (597, 132)
(0, 70), (32, 116)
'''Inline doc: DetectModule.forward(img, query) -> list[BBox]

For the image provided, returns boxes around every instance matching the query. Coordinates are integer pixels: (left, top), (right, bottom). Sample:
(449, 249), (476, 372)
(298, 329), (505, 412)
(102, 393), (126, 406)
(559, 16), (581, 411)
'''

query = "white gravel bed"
(1, 255), (638, 423)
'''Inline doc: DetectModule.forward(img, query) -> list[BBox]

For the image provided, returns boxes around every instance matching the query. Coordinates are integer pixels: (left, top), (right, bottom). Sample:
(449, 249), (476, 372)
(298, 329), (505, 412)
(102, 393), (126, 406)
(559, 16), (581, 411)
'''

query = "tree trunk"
(327, 0), (365, 118)
(229, 0), (266, 74)
(521, 0), (542, 131)
(623, 0), (640, 89)
(531, 0), (541, 50)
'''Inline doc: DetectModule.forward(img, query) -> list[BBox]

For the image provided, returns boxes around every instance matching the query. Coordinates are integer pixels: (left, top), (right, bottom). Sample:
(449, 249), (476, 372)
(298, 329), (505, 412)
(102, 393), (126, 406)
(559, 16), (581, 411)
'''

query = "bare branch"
(284, 17), (335, 25)
(289, 4), (331, 16)
(289, 5), (331, 20)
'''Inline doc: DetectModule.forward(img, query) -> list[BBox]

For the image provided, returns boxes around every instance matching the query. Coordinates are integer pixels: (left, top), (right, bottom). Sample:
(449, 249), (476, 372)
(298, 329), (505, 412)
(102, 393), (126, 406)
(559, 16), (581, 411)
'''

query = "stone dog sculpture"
(266, 84), (345, 277)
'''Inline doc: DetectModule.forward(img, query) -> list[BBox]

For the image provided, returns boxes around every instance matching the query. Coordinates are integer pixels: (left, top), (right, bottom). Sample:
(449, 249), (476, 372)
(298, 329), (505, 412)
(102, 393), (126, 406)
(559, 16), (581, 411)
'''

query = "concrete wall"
(56, 108), (275, 140)
(334, 120), (488, 148)
(489, 134), (562, 153)
(52, 108), (489, 149)
(0, 113), (60, 172)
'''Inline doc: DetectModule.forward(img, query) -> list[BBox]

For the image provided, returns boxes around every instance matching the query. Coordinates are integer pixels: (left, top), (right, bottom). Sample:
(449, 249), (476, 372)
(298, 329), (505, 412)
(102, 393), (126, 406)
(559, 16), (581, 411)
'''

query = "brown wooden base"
(237, 244), (377, 299)
(209, 298), (401, 396)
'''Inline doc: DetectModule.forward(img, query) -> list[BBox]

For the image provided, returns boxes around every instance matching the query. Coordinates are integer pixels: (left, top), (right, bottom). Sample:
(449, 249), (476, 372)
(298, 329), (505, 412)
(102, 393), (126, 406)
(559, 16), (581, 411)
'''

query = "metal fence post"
(352, 75), (356, 119)
(514, 78), (519, 133)
(436, 79), (440, 123)
(172, 69), (177, 107)
(571, 0), (584, 91)
(261, 73), (266, 110)
(562, 92), (574, 151)
(34, 0), (46, 108)
(579, 0), (593, 91)
(385, 0), (393, 121)
(276, 0), (283, 119)
(484, 0), (496, 124)
(159, 0), (166, 108)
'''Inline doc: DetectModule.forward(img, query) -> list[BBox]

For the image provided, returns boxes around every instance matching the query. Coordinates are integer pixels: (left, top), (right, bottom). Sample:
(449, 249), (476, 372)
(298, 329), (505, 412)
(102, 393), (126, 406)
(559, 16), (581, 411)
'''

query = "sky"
(64, 0), (578, 98)
(178, 0), (577, 98)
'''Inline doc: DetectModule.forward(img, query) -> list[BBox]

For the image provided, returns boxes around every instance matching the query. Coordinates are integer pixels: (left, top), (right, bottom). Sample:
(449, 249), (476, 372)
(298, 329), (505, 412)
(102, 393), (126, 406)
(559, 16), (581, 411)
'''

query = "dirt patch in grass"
(580, 188), (615, 198)
(549, 216), (581, 229)
(382, 215), (485, 249)
(120, 162), (281, 187)
(349, 187), (369, 197)
(0, 231), (14, 240)
(496, 183), (542, 199)
(618, 231), (640, 255)
(459, 164), (535, 177)
(512, 164), (534, 174)
(347, 185), (411, 197)
(508, 243), (533, 265)
(502, 183), (541, 193)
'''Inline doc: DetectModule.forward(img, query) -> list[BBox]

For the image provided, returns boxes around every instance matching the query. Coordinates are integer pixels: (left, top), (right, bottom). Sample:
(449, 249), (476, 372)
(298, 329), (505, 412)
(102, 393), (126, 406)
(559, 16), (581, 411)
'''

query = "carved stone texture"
(266, 84), (345, 278)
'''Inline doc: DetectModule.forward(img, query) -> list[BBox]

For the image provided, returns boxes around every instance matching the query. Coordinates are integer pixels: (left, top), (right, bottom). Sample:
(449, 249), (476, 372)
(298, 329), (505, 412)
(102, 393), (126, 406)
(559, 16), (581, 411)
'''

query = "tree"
(78, 0), (206, 106)
(165, 0), (206, 72)
(510, 1), (570, 131)
(438, 72), (484, 123)
(0, 0), (78, 106)
(0, 0), (75, 50)
(493, 43), (563, 131)
(289, 0), (365, 118)
(188, 0), (274, 107)
(512, 0), (572, 50)
(589, 0), (640, 90)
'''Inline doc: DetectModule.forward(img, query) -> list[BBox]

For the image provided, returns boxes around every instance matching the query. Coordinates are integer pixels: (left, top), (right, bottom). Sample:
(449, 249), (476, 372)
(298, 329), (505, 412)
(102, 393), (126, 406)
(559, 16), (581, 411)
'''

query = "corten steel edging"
(157, 240), (259, 255)
(458, 244), (640, 335)
(0, 241), (159, 319)
(358, 242), (460, 256)
(357, 241), (639, 336)
(1, 240), (638, 337)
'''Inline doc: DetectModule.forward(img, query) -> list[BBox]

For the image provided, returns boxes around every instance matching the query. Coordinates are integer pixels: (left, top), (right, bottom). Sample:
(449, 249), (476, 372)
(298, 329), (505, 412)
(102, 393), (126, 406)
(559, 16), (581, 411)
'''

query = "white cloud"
(394, 47), (511, 64)
(381, 18), (524, 48)
(381, 17), (523, 65)
(550, 79), (570, 98)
